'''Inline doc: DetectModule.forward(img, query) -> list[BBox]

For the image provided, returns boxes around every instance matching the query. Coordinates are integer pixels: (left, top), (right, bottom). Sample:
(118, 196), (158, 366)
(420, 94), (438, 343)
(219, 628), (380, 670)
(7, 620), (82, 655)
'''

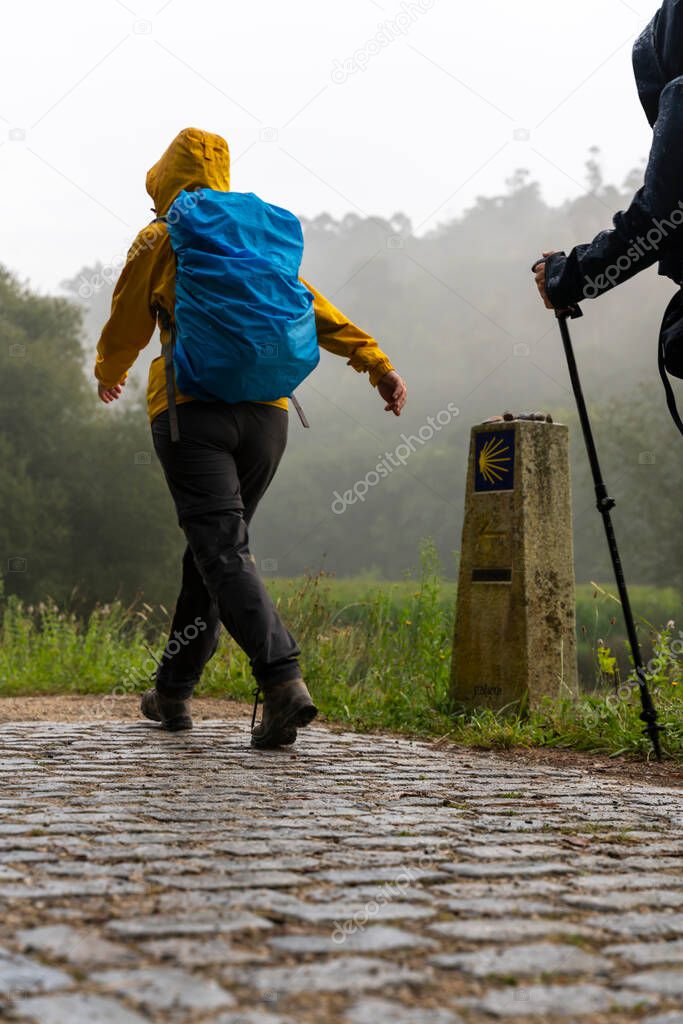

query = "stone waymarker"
(451, 420), (578, 712)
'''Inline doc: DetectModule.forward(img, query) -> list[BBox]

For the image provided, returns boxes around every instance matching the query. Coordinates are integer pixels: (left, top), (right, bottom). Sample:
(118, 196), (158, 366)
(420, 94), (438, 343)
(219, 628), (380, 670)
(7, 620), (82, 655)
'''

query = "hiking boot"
(251, 678), (317, 750)
(141, 688), (193, 732)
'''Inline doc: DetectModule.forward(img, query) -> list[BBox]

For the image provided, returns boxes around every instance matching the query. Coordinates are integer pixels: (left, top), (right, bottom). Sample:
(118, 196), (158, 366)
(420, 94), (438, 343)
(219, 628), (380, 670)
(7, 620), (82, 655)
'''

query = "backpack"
(659, 288), (683, 436)
(159, 188), (319, 440)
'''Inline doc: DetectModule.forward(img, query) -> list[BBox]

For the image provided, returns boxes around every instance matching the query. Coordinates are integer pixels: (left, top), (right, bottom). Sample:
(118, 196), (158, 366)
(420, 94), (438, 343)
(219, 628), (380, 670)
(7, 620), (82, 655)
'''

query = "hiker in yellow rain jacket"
(95, 128), (407, 748)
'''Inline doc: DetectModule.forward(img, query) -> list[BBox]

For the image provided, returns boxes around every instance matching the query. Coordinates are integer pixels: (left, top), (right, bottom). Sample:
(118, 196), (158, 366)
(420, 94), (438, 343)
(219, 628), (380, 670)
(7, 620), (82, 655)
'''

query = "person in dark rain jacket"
(535, 0), (683, 350)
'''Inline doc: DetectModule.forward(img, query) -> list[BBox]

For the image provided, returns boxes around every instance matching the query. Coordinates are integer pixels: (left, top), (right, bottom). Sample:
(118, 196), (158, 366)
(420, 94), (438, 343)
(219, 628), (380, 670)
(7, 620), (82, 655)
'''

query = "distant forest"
(2, 153), (682, 608)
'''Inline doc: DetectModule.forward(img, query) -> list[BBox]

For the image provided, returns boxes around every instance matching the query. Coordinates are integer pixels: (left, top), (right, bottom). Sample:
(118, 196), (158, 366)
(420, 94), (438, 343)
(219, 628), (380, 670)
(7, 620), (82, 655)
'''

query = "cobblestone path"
(0, 718), (682, 1023)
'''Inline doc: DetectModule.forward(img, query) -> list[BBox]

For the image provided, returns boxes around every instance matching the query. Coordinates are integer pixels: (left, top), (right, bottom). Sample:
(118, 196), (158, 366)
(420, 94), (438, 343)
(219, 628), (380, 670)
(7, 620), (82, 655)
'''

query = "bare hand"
(377, 370), (407, 417)
(533, 251), (558, 310)
(98, 382), (125, 404)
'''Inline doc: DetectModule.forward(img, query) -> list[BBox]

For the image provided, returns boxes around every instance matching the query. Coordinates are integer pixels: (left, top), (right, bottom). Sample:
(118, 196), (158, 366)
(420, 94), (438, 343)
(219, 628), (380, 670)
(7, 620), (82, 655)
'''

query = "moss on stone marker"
(451, 420), (578, 712)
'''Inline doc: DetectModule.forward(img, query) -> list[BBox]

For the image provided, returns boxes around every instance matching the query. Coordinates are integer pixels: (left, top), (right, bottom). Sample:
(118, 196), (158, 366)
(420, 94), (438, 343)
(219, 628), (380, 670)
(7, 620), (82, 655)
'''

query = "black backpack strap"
(152, 220), (180, 443)
(659, 305), (683, 438)
(290, 393), (310, 428)
(659, 292), (683, 440)
(157, 306), (180, 443)
(163, 327), (180, 444)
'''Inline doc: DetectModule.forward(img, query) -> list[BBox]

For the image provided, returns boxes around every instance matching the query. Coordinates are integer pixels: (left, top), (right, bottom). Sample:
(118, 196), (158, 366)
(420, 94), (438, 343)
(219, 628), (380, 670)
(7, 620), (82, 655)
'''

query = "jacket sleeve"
(94, 228), (166, 388)
(546, 78), (683, 308)
(301, 277), (395, 386)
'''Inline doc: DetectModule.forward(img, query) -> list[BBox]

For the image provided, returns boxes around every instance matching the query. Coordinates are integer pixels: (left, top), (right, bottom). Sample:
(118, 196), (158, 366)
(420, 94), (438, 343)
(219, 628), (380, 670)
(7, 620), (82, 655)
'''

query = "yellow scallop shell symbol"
(478, 436), (512, 485)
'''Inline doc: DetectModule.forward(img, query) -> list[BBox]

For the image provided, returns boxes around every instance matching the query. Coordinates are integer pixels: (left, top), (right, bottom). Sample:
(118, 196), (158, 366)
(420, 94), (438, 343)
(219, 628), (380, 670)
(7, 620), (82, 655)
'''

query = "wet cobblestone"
(0, 717), (681, 1022)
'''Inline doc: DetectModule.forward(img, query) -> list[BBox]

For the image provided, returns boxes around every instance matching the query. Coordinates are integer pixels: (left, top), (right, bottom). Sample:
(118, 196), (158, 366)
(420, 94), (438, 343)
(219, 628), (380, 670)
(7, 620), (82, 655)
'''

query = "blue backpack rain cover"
(165, 189), (319, 404)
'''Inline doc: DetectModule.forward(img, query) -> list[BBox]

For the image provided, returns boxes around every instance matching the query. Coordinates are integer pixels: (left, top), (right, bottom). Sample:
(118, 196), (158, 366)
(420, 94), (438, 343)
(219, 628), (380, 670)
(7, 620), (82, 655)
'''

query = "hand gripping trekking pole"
(549, 299), (663, 760)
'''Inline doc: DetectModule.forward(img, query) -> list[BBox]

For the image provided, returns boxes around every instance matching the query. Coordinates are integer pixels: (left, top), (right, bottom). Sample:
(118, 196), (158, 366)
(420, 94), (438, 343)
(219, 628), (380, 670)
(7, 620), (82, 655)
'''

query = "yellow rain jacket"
(95, 127), (395, 422)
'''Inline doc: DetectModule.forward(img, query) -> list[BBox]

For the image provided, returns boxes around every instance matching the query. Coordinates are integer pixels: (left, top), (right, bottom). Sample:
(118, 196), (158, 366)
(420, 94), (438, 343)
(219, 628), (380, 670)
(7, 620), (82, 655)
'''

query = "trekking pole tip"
(640, 711), (664, 761)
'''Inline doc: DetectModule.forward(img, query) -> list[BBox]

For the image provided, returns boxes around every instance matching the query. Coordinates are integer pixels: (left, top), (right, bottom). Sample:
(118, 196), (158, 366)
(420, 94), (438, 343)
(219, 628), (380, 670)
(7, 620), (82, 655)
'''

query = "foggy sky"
(1, 0), (660, 292)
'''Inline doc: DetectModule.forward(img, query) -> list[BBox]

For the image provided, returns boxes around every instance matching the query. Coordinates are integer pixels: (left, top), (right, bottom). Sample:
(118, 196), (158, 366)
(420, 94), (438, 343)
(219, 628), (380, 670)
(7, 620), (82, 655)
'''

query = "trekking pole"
(552, 301), (663, 760)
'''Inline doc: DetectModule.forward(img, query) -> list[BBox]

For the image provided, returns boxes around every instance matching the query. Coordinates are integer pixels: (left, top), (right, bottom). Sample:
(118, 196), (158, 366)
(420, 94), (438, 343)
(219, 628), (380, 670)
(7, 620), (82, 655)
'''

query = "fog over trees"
(3, 154), (682, 607)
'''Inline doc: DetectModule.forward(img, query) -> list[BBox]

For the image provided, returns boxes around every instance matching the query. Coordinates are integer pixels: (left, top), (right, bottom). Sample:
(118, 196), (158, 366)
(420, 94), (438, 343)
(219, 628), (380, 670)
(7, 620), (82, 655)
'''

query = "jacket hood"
(633, 0), (683, 126)
(146, 127), (231, 216)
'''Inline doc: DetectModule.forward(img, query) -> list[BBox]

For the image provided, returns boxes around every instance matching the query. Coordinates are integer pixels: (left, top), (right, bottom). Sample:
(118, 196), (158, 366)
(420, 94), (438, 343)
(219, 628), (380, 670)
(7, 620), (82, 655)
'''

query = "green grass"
(1, 547), (682, 761)
(268, 575), (683, 685)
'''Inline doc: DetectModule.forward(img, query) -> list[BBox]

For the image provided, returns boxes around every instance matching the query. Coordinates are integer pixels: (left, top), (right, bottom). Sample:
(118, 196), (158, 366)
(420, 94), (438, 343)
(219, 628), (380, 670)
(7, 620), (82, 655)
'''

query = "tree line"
(2, 154), (681, 607)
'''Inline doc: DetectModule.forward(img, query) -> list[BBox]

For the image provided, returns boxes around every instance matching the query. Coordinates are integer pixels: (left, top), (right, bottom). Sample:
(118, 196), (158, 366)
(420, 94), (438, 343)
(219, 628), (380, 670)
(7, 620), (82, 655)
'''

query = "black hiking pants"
(151, 400), (301, 699)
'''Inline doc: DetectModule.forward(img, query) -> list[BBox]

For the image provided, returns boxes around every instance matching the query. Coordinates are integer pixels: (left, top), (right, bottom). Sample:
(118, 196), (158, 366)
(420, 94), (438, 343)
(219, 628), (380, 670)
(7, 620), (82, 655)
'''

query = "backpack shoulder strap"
(289, 393), (310, 428)
(152, 216), (180, 442)
(659, 296), (683, 440)
(156, 305), (180, 443)
(659, 328), (683, 437)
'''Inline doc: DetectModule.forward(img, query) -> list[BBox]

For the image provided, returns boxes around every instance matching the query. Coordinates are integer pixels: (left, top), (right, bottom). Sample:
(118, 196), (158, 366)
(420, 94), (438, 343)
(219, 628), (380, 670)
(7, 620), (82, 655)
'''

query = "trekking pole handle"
(531, 258), (583, 320)
(556, 305), (584, 321)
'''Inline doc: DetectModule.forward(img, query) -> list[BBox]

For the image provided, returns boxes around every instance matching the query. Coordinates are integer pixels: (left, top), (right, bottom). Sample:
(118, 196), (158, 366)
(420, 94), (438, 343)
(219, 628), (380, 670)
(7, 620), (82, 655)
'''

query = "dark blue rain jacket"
(546, 0), (683, 306)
